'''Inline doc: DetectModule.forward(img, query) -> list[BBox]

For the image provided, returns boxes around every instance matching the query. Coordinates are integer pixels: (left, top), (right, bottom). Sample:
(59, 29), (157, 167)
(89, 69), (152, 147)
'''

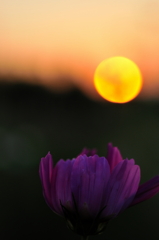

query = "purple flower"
(39, 143), (159, 238)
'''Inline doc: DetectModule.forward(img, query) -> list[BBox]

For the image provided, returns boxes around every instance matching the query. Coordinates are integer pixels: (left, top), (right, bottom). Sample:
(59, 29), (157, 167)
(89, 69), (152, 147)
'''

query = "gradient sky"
(1, 0), (159, 99)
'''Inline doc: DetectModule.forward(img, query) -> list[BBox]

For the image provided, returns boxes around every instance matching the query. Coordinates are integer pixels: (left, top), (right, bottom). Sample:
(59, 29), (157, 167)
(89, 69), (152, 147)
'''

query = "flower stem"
(81, 236), (89, 240)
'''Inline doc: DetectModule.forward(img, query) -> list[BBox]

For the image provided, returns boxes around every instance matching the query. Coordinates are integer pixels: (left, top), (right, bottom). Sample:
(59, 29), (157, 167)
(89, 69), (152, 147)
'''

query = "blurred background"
(0, 0), (159, 239)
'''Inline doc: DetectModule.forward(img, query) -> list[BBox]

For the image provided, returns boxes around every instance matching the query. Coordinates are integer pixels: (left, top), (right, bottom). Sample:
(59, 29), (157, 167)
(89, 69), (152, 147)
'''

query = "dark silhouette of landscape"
(0, 79), (159, 240)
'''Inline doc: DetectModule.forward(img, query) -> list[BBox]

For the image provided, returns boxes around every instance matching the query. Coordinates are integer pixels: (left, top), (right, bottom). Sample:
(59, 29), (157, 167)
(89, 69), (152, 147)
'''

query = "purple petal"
(78, 148), (97, 156)
(103, 159), (140, 217)
(71, 155), (110, 217)
(71, 155), (89, 211)
(39, 152), (53, 207)
(106, 143), (123, 172)
(51, 159), (74, 215)
(86, 156), (110, 215)
(130, 175), (159, 206)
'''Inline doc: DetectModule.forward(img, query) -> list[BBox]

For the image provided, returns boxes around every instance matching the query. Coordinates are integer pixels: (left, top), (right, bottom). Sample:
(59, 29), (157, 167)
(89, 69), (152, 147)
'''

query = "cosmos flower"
(39, 143), (159, 239)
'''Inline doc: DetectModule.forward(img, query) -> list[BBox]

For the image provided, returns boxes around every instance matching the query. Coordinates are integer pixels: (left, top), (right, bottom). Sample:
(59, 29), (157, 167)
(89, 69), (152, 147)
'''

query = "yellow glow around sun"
(94, 57), (143, 103)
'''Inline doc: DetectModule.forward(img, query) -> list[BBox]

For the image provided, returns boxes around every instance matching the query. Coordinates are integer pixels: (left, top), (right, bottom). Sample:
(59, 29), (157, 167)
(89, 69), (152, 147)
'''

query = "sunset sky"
(1, 0), (159, 100)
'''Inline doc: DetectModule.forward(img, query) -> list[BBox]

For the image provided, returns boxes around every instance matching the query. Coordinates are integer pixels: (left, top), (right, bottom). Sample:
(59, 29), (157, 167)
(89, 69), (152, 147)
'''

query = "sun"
(94, 56), (143, 103)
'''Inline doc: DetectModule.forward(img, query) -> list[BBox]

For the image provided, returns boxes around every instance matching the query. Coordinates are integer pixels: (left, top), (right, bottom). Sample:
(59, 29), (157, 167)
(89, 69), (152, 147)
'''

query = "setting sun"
(94, 57), (143, 103)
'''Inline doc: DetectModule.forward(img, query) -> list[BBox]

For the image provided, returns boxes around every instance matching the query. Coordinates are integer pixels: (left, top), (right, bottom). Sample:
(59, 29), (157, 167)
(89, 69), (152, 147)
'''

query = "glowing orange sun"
(94, 56), (143, 103)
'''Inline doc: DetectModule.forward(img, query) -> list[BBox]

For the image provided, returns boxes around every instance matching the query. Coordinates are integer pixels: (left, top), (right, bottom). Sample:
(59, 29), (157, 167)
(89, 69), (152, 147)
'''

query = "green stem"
(81, 236), (89, 240)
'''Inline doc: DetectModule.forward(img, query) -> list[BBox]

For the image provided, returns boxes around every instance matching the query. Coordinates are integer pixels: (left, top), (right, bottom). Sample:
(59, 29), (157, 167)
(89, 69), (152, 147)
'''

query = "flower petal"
(103, 159), (140, 217)
(106, 143), (123, 172)
(86, 155), (110, 215)
(51, 159), (74, 215)
(130, 175), (159, 206)
(78, 148), (97, 156)
(71, 155), (110, 217)
(71, 155), (89, 213)
(39, 152), (53, 207)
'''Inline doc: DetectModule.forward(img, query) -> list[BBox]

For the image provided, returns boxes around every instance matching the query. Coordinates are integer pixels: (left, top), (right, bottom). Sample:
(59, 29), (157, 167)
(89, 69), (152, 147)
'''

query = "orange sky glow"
(0, 0), (159, 100)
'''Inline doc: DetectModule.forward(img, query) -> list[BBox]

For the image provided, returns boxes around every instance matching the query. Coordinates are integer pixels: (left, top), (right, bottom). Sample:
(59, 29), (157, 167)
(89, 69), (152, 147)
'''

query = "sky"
(0, 0), (159, 100)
